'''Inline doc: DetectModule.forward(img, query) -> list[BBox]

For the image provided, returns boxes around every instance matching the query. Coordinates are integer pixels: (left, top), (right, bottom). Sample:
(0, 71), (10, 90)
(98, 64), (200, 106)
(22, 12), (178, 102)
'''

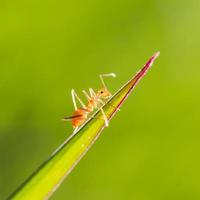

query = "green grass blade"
(8, 52), (160, 200)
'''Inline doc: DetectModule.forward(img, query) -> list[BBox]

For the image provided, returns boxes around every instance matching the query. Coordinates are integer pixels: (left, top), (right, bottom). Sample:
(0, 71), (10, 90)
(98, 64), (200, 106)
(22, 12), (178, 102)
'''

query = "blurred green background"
(0, 0), (200, 199)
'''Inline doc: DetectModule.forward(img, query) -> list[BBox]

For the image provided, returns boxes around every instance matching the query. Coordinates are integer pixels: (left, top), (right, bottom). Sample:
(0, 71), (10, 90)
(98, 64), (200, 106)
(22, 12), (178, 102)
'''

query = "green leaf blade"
(8, 52), (160, 200)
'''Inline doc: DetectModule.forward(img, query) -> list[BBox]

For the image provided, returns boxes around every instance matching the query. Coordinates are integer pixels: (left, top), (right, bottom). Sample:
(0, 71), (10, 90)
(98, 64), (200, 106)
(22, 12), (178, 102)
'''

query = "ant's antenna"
(99, 73), (116, 90)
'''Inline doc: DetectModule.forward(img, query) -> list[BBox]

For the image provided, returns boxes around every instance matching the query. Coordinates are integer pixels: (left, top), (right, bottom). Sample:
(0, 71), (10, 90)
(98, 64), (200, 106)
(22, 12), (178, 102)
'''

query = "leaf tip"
(146, 51), (160, 69)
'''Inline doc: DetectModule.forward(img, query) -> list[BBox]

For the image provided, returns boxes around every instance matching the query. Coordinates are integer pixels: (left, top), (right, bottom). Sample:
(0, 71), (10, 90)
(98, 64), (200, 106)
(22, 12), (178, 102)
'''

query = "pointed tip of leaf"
(143, 51), (160, 71)
(130, 51), (160, 88)
(149, 51), (160, 66)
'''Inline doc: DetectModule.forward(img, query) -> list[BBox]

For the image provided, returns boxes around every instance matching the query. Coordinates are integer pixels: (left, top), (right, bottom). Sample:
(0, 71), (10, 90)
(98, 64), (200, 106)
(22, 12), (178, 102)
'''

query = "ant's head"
(98, 73), (116, 99)
(97, 88), (112, 99)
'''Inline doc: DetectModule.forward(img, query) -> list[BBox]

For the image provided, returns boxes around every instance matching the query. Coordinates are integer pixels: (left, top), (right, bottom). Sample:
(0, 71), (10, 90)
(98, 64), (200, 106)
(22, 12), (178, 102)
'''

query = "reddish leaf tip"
(133, 51), (160, 84)
(145, 51), (160, 69)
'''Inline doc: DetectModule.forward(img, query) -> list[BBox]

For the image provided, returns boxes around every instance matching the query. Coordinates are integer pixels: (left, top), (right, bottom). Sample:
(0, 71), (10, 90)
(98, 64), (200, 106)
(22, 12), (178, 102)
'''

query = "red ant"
(63, 73), (116, 133)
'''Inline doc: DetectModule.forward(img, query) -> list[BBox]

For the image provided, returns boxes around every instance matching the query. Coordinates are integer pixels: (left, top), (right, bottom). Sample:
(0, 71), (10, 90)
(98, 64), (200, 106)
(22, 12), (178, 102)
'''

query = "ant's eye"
(100, 91), (104, 94)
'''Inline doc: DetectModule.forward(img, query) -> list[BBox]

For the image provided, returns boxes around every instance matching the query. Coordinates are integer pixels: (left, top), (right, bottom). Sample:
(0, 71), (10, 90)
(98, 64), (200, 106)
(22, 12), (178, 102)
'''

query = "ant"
(63, 73), (116, 133)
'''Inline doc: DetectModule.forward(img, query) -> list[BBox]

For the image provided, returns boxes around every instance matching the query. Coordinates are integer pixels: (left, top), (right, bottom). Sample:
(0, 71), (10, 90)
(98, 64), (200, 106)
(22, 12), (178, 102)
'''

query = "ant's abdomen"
(72, 108), (88, 128)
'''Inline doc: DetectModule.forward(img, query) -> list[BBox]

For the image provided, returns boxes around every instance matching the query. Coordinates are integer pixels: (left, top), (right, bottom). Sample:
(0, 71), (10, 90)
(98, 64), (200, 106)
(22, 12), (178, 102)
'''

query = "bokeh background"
(0, 0), (200, 199)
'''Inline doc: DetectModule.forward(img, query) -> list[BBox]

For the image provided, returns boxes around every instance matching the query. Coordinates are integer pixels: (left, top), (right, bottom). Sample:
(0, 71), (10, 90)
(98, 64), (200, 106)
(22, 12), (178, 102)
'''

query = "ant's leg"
(71, 89), (77, 110)
(89, 88), (99, 107)
(97, 99), (106, 109)
(82, 90), (91, 100)
(89, 88), (96, 98)
(97, 98), (105, 106)
(96, 101), (109, 127)
(71, 89), (86, 110)
(99, 107), (109, 127)
(99, 73), (116, 89)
